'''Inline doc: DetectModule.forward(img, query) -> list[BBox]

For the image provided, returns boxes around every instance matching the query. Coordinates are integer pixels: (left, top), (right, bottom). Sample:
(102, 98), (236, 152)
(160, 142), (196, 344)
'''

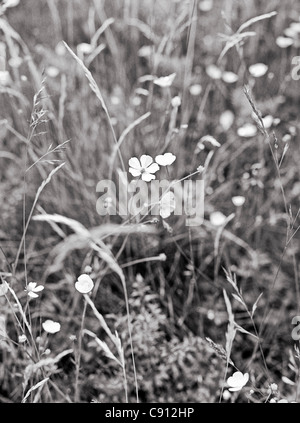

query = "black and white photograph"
(0, 0), (300, 406)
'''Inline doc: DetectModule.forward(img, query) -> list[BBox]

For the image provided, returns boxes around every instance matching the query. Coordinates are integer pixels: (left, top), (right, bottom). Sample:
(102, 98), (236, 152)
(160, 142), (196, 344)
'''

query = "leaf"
(84, 329), (122, 367)
(236, 11), (277, 34)
(234, 323), (259, 340)
(223, 289), (236, 364)
(22, 378), (49, 403)
(232, 293), (245, 306)
(251, 292), (263, 317)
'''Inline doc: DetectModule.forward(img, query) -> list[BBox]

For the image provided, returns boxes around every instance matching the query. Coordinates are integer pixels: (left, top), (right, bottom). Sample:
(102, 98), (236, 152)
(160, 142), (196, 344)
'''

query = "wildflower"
(45, 66), (60, 78)
(248, 63), (268, 78)
(77, 42), (93, 56)
(219, 110), (235, 131)
(153, 73), (176, 88)
(129, 155), (159, 182)
(0, 70), (10, 86)
(159, 192), (176, 219)
(155, 152), (176, 166)
(198, 135), (221, 149)
(270, 383), (278, 392)
(18, 334), (27, 343)
(210, 211), (227, 226)
(222, 390), (231, 401)
(2, 0), (20, 8)
(75, 274), (94, 294)
(222, 71), (239, 84)
(276, 36), (294, 48)
(237, 123), (257, 138)
(232, 196), (246, 207)
(171, 96), (181, 108)
(25, 282), (44, 299)
(0, 282), (8, 297)
(189, 84), (202, 96)
(227, 371), (249, 392)
(42, 320), (61, 334)
(206, 64), (222, 80)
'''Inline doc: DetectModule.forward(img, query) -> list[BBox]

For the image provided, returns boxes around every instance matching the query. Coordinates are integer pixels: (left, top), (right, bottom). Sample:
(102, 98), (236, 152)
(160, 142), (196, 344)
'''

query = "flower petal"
(129, 167), (142, 177)
(28, 291), (39, 298)
(146, 163), (160, 174)
(34, 285), (44, 292)
(142, 172), (156, 182)
(128, 157), (141, 170)
(27, 282), (37, 290)
(140, 154), (153, 168)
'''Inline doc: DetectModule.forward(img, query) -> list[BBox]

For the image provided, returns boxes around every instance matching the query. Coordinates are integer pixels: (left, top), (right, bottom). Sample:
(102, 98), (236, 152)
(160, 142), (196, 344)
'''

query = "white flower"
(237, 123), (257, 138)
(206, 64), (222, 80)
(276, 36), (294, 48)
(3, 0), (20, 8)
(219, 110), (235, 131)
(189, 84), (202, 96)
(154, 73), (176, 88)
(129, 155), (160, 182)
(232, 196), (246, 207)
(18, 334), (27, 343)
(222, 71), (239, 84)
(171, 96), (181, 108)
(210, 211), (227, 226)
(222, 390), (231, 400)
(25, 282), (44, 299)
(42, 320), (61, 334)
(0, 71), (11, 86)
(45, 66), (60, 78)
(0, 282), (8, 297)
(160, 192), (176, 219)
(227, 371), (249, 392)
(155, 152), (176, 166)
(248, 63), (268, 78)
(77, 43), (93, 56)
(75, 274), (94, 294)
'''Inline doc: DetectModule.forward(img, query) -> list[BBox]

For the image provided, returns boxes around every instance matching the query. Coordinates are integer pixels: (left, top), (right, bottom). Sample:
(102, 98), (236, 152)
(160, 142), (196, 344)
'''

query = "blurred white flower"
(232, 196), (246, 207)
(276, 36), (294, 48)
(237, 123), (257, 138)
(248, 63), (268, 78)
(206, 64), (222, 79)
(3, 0), (20, 8)
(129, 155), (160, 182)
(262, 115), (274, 129)
(199, 0), (213, 12)
(0, 282), (8, 297)
(171, 96), (181, 108)
(222, 71), (238, 84)
(42, 320), (61, 334)
(45, 66), (60, 78)
(155, 152), (176, 166)
(18, 334), (27, 343)
(220, 110), (235, 131)
(77, 43), (93, 56)
(75, 274), (94, 294)
(0, 70), (11, 86)
(154, 73), (176, 88)
(25, 282), (44, 299)
(227, 371), (249, 392)
(222, 389), (231, 400)
(159, 192), (176, 219)
(189, 84), (202, 96)
(210, 211), (227, 226)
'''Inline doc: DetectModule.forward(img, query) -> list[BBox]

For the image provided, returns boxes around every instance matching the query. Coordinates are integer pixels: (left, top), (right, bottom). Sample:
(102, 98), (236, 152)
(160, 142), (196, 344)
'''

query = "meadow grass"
(0, 0), (300, 403)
